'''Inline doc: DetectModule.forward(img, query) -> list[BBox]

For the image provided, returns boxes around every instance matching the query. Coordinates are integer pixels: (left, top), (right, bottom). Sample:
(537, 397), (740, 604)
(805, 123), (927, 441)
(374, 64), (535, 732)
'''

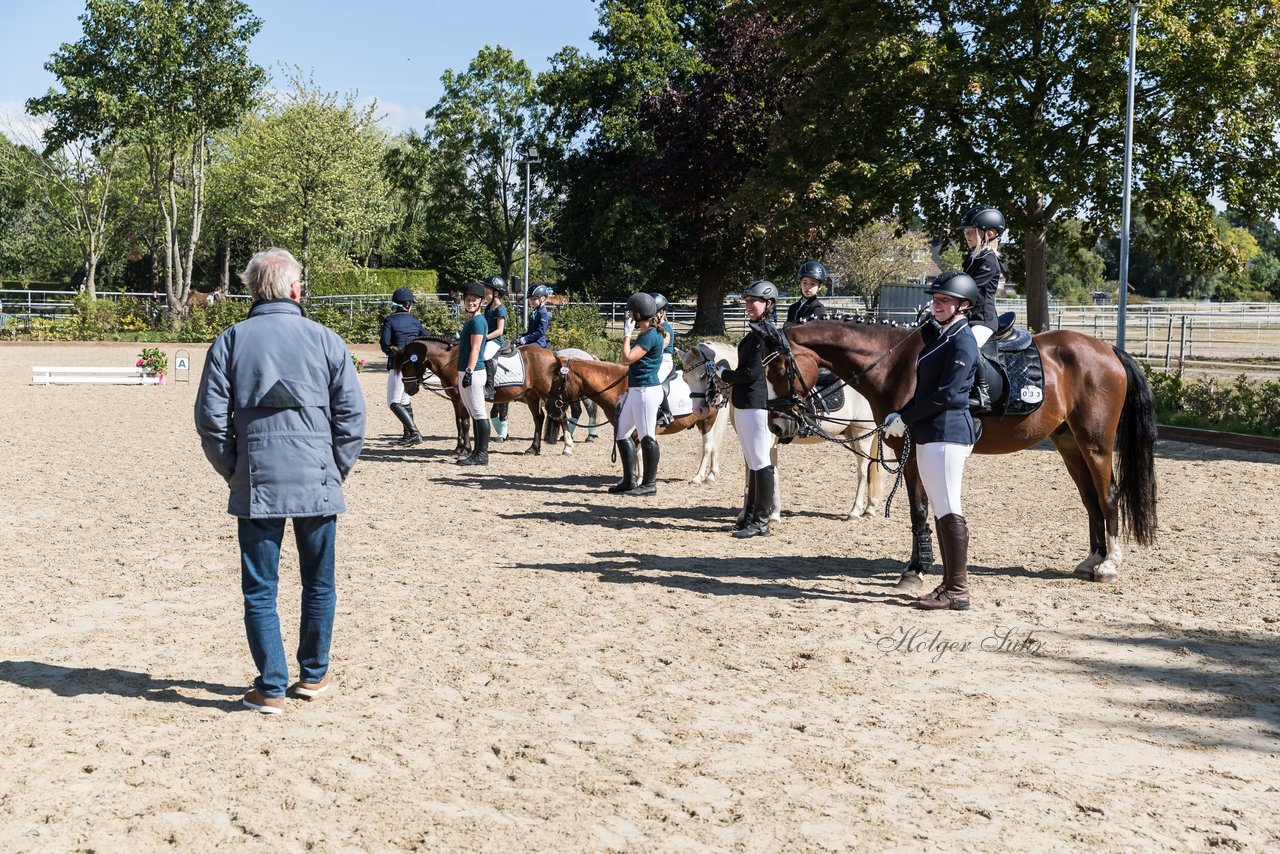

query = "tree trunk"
(691, 261), (732, 336)
(220, 242), (231, 291)
(1023, 227), (1049, 332)
(301, 221), (311, 301)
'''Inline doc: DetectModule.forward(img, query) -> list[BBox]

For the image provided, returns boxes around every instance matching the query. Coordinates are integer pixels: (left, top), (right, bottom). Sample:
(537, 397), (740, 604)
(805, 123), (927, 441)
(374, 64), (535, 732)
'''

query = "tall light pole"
(519, 145), (540, 330)
(1117, 1), (1140, 350)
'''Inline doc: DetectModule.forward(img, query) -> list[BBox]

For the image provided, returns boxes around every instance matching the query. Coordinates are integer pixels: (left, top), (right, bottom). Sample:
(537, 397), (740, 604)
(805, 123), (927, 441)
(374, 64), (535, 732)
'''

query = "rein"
(682, 348), (729, 410)
(845, 326), (920, 387)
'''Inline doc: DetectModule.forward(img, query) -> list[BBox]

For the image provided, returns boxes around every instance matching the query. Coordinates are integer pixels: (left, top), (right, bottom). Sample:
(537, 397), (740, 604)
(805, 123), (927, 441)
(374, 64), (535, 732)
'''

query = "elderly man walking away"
(195, 248), (366, 714)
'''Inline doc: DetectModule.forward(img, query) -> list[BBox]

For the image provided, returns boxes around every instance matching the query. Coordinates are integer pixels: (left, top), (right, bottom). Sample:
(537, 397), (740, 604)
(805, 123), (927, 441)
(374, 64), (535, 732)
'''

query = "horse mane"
(413, 334), (457, 348)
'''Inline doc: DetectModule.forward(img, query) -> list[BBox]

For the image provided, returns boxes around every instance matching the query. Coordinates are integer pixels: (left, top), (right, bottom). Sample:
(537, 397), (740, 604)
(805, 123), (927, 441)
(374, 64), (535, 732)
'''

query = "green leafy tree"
(826, 221), (930, 313)
(0, 134), (81, 283)
(538, 0), (723, 301)
(28, 0), (264, 317)
(411, 46), (545, 280)
(909, 0), (1280, 329)
(1045, 217), (1106, 303)
(209, 73), (394, 297)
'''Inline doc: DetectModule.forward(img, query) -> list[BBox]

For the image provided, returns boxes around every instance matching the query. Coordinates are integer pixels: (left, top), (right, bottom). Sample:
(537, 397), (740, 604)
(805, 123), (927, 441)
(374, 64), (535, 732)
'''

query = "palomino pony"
(766, 318), (1158, 587)
(680, 344), (889, 523)
(396, 336), (562, 456)
(548, 354), (731, 484)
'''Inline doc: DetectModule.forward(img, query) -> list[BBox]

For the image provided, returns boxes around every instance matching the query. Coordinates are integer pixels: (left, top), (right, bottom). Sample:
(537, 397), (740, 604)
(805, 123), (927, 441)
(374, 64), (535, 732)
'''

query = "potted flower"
(351, 351), (366, 373)
(137, 347), (169, 385)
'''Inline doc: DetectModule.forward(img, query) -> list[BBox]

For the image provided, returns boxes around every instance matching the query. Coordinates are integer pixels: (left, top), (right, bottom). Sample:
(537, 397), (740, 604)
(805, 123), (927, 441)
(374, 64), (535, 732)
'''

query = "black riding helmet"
(462, 282), (486, 299)
(626, 291), (659, 319)
(649, 292), (668, 312)
(483, 275), (507, 295)
(926, 271), (979, 306)
(529, 285), (550, 299)
(392, 287), (415, 307)
(797, 260), (827, 284)
(960, 205), (1006, 235)
(742, 279), (779, 302)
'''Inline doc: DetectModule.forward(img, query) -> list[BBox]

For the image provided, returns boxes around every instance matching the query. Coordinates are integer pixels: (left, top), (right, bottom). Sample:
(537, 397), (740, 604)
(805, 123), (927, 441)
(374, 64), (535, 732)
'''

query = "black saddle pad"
(1001, 339), (1045, 415)
(814, 368), (845, 413)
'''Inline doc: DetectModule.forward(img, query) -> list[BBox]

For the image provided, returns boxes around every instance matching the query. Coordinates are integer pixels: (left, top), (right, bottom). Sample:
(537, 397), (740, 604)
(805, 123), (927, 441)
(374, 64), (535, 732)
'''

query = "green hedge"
(310, 267), (438, 296)
(1144, 364), (1280, 438)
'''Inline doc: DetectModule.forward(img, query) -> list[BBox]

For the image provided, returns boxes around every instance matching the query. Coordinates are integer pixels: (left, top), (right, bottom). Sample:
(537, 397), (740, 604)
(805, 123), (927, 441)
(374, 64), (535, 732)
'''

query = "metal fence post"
(1177, 315), (1188, 377)
(1164, 316), (1173, 370)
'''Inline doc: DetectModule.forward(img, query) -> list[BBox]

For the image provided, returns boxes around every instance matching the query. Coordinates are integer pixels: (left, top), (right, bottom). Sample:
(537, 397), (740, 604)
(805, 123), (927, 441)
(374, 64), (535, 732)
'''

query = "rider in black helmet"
(959, 205), (1005, 349)
(610, 291), (666, 497)
(456, 282), (491, 466)
(881, 270), (980, 611)
(516, 285), (554, 348)
(786, 260), (827, 326)
(715, 279), (781, 539)
(380, 286), (426, 445)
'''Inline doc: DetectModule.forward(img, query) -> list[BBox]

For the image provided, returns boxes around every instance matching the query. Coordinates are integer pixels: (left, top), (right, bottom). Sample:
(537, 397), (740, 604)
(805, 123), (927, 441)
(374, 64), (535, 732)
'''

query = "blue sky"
(0, 0), (601, 138)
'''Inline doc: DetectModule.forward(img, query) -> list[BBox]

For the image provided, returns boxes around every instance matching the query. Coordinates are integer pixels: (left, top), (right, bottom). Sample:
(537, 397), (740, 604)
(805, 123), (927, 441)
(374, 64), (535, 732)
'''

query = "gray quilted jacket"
(195, 299), (366, 518)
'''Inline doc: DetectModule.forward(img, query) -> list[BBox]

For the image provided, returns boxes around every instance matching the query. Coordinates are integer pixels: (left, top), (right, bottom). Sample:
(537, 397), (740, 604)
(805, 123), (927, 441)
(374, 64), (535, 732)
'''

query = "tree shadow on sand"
(514, 550), (928, 605)
(1047, 626), (1280, 752)
(0, 661), (244, 711)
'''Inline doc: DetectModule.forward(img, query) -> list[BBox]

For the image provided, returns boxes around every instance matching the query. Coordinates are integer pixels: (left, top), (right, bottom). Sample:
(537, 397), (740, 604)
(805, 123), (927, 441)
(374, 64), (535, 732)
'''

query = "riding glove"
(882, 412), (906, 438)
(462, 369), (473, 388)
(622, 319), (636, 339)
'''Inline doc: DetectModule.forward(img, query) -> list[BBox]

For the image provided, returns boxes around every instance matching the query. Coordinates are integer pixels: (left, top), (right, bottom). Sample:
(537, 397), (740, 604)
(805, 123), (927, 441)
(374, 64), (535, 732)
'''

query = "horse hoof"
(894, 571), (925, 592)
(524, 448), (539, 456)
(582, 436), (597, 443)
(562, 448), (573, 456)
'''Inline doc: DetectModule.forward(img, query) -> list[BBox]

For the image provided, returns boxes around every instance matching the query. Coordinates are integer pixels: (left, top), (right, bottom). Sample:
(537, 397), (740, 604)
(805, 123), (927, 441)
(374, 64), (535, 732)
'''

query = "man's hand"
(714, 360), (729, 379)
(622, 318), (635, 339)
(882, 412), (906, 438)
(462, 369), (473, 388)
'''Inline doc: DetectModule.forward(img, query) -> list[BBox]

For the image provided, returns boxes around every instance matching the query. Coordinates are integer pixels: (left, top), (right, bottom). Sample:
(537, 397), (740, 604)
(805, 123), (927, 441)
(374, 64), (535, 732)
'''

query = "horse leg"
(455, 406), (472, 457)
(1051, 428), (1112, 581)
(584, 400), (600, 442)
(847, 429), (871, 520)
(895, 458), (934, 592)
(691, 420), (712, 484)
(525, 398), (543, 455)
(560, 407), (576, 456)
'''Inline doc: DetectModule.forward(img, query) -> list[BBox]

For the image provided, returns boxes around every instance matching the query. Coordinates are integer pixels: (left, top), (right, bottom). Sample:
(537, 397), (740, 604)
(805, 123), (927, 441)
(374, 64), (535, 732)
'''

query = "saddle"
(659, 370), (695, 421)
(497, 340), (518, 358)
(969, 312), (1045, 417)
(813, 368), (845, 414)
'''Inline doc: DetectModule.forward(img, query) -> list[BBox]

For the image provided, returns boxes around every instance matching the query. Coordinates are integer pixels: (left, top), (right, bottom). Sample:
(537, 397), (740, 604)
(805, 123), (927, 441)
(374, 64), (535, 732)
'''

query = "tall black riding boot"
(917, 513), (970, 610)
(484, 359), (497, 401)
(458, 418), (490, 466)
(626, 436), (660, 496)
(607, 439), (638, 493)
(389, 403), (422, 446)
(734, 466), (775, 538)
(730, 468), (759, 531)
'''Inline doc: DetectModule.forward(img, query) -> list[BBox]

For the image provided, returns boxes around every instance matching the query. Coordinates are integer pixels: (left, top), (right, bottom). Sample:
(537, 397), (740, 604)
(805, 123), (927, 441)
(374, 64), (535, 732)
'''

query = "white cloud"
(356, 95), (424, 137)
(0, 101), (51, 145)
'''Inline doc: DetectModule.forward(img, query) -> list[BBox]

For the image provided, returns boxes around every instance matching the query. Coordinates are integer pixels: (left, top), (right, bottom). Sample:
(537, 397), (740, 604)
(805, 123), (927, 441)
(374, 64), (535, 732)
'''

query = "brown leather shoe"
(288, 673), (331, 700)
(915, 587), (970, 610)
(242, 688), (285, 714)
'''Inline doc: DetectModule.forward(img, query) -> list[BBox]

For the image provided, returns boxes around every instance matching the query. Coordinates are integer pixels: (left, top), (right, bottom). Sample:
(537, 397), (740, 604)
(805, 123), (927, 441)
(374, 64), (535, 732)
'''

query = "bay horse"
(767, 318), (1158, 586)
(396, 336), (561, 456)
(680, 344), (889, 523)
(548, 355), (731, 484)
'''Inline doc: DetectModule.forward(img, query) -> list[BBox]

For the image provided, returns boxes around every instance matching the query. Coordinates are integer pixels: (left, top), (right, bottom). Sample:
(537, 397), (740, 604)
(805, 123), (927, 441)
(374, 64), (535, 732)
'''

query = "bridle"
(548, 359), (628, 418)
(682, 344), (728, 411)
(399, 339), (458, 399)
(764, 322), (918, 518)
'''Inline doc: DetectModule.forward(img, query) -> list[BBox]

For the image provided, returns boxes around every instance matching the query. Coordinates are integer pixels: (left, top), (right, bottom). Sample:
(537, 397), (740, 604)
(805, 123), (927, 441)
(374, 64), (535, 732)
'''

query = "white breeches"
(657, 354), (674, 383)
(971, 325), (993, 348)
(386, 369), (410, 406)
(917, 441), (973, 518)
(460, 368), (488, 420)
(482, 340), (500, 360)
(734, 407), (774, 471)
(617, 385), (662, 440)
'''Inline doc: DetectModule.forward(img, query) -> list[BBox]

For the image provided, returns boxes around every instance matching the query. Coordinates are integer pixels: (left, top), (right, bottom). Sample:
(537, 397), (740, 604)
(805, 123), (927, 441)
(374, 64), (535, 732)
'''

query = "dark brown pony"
(767, 319), (1158, 587)
(548, 358), (732, 484)
(396, 336), (561, 456)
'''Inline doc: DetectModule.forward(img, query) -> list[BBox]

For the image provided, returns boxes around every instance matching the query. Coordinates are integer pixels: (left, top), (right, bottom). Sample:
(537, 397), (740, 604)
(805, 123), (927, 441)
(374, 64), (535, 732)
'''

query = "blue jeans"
(238, 515), (337, 697)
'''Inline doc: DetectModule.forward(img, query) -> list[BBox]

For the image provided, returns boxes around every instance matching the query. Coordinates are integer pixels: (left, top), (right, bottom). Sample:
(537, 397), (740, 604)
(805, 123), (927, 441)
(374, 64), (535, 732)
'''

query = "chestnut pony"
(395, 336), (561, 456)
(548, 356), (731, 485)
(767, 319), (1158, 587)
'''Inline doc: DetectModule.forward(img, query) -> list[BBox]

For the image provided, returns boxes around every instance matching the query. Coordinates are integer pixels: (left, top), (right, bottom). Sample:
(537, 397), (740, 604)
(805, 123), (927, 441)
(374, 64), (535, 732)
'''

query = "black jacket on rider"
(963, 250), (1001, 334)
(380, 310), (427, 369)
(720, 322), (774, 410)
(785, 297), (825, 326)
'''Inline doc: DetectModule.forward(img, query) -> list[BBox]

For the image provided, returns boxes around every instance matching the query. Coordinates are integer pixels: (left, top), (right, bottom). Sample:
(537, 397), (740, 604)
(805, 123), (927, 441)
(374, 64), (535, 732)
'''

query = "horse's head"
(548, 357), (578, 421)
(762, 333), (824, 440)
(679, 343), (729, 418)
(396, 336), (456, 396)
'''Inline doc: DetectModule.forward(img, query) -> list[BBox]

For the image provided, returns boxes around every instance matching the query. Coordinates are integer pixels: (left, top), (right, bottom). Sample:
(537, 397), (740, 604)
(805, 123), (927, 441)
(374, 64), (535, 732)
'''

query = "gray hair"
(240, 248), (301, 301)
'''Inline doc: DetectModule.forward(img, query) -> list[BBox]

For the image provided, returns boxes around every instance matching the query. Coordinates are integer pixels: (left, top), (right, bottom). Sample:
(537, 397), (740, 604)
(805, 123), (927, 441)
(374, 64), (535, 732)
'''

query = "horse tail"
(1112, 346), (1159, 546)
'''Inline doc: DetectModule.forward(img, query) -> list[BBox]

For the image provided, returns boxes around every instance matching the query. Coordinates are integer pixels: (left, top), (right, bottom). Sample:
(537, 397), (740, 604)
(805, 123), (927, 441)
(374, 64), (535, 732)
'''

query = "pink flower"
(136, 359), (143, 367)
